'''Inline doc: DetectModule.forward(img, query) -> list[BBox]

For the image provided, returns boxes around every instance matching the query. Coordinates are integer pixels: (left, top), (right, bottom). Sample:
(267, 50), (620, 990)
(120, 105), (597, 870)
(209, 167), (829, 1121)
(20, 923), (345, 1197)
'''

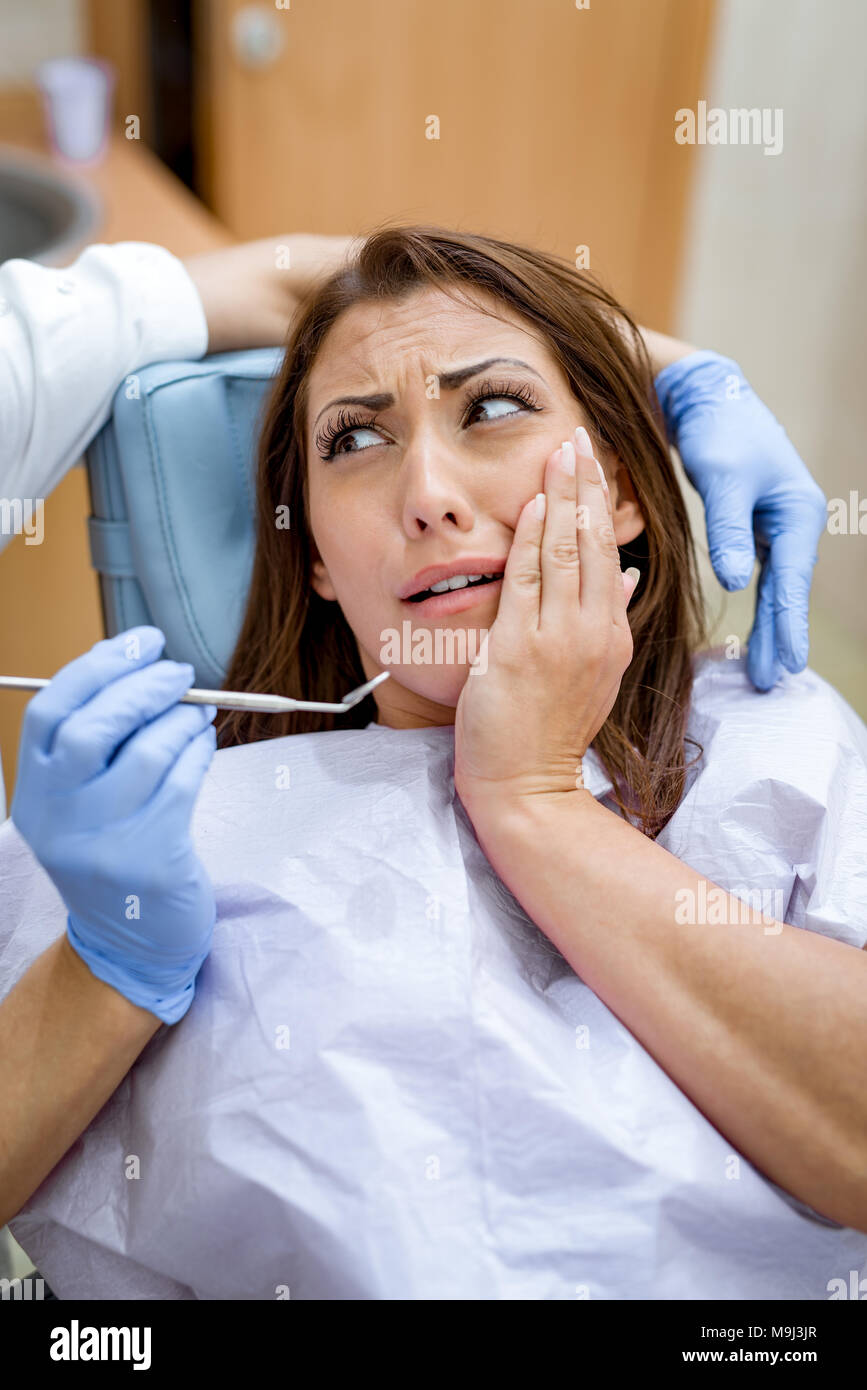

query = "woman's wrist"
(459, 784), (603, 886)
(59, 933), (165, 1037)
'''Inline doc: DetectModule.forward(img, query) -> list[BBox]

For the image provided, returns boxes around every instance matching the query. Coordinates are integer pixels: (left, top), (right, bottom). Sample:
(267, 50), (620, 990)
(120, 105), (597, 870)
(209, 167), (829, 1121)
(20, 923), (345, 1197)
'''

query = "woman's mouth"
(402, 572), (504, 616)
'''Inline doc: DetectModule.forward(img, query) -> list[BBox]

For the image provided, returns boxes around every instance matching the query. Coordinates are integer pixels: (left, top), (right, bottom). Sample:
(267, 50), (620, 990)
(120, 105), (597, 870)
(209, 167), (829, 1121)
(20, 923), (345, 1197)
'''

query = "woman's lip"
(400, 577), (503, 616)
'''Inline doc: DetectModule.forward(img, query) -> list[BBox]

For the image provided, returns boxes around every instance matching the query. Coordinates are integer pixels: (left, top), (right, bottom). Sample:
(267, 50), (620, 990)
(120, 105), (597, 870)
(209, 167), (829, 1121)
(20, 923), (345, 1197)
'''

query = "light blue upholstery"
(85, 349), (283, 689)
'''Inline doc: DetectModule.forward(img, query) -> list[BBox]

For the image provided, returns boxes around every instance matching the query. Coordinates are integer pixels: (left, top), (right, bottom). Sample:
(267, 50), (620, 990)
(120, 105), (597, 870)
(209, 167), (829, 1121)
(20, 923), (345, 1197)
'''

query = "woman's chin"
(387, 663), (475, 710)
(374, 618), (491, 708)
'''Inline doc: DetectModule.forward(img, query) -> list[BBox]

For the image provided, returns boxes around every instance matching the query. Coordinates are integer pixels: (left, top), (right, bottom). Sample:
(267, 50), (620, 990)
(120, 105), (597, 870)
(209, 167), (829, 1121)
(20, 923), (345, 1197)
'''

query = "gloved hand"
(654, 350), (827, 691)
(11, 626), (218, 1025)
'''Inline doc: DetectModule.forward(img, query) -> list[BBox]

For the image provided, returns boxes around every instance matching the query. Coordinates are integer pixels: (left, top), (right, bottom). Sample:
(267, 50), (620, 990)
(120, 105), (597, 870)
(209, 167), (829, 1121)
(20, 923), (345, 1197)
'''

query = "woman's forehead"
(308, 287), (552, 401)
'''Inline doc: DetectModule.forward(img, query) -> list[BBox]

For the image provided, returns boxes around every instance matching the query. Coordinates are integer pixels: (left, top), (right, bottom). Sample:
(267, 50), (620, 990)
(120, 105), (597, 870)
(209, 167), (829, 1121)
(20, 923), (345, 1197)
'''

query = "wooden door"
(197, 0), (715, 328)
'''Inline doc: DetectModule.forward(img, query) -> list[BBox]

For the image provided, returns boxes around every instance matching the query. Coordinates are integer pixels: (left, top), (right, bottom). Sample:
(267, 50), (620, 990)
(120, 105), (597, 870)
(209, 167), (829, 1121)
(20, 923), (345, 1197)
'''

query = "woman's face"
(305, 285), (645, 728)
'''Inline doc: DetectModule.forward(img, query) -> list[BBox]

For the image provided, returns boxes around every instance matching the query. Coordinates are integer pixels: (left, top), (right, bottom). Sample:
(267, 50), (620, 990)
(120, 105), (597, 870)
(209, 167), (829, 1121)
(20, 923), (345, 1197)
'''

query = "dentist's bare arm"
(0, 934), (160, 1228)
(183, 233), (360, 353)
(639, 327), (700, 372)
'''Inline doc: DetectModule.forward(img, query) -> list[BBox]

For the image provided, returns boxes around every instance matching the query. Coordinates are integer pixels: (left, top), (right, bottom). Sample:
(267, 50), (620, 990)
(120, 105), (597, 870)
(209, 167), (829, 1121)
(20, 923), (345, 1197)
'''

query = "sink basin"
(0, 147), (100, 265)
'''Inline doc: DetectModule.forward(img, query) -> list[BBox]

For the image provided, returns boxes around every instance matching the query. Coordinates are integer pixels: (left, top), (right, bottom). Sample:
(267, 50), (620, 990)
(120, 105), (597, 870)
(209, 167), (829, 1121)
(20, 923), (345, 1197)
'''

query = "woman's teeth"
(413, 572), (502, 600)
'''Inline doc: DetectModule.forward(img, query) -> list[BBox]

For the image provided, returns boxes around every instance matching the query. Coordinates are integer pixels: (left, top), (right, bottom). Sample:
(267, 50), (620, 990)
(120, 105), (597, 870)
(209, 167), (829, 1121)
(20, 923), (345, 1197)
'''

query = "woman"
(217, 226), (705, 835)
(2, 226), (865, 1300)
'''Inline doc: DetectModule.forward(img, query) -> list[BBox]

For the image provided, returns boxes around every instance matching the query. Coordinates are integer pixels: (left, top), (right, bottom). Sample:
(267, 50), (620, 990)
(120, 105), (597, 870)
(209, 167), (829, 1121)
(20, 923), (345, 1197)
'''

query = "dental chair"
(84, 348), (283, 680)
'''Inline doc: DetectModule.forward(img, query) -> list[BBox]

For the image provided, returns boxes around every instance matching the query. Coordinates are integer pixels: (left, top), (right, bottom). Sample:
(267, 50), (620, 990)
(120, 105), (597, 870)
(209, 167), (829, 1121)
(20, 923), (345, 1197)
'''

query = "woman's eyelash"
(314, 378), (543, 460)
(465, 378), (543, 421)
(314, 406), (376, 460)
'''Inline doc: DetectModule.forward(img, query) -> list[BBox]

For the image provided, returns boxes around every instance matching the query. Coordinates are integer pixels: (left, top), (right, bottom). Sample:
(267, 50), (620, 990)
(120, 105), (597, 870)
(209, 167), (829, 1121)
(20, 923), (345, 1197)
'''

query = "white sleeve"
(0, 241), (209, 551)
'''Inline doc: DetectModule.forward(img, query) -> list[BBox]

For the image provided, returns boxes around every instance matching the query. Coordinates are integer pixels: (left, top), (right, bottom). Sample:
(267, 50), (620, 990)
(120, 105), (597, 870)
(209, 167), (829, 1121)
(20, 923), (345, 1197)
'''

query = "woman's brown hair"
(217, 223), (707, 837)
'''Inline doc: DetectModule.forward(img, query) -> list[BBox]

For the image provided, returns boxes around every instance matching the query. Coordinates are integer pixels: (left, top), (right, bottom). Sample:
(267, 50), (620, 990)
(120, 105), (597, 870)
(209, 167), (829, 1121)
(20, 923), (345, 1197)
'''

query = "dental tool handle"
(0, 672), (389, 714)
(0, 676), (347, 715)
(177, 687), (300, 713)
(0, 677), (52, 692)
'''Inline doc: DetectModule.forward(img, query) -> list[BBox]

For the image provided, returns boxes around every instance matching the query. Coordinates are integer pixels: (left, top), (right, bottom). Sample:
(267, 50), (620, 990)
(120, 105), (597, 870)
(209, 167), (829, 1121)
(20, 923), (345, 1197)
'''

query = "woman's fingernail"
(624, 566), (640, 586)
(560, 440), (576, 476)
(574, 426), (594, 457)
(596, 458), (609, 496)
(534, 491), (547, 520)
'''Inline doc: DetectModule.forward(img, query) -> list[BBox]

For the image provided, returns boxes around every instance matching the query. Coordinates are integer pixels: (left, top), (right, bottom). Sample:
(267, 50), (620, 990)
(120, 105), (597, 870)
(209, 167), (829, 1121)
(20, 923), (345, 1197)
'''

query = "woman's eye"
(321, 388), (537, 458)
(466, 394), (526, 425)
(333, 426), (383, 455)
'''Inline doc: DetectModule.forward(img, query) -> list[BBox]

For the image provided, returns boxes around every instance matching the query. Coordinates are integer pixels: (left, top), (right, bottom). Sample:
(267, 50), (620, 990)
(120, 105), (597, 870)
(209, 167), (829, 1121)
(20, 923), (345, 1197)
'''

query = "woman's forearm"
(467, 789), (867, 1233)
(0, 935), (161, 1228)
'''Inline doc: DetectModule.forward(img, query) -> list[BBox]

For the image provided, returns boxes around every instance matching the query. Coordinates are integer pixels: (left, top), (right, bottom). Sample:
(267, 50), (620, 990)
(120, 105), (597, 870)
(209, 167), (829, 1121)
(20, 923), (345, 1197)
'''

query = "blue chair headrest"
(85, 349), (283, 689)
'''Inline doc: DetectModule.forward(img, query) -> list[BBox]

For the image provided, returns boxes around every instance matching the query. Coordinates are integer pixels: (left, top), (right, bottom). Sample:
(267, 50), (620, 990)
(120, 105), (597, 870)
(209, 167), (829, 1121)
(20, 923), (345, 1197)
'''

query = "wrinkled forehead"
(305, 284), (551, 412)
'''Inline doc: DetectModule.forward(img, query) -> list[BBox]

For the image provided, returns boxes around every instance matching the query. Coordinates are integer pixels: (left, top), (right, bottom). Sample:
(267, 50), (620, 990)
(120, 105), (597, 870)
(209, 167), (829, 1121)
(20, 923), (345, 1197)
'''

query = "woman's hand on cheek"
(453, 427), (639, 823)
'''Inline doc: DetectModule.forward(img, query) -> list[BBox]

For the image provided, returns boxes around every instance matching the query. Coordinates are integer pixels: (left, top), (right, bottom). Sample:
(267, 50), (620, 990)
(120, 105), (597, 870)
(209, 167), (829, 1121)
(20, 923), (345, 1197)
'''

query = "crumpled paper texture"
(2, 652), (866, 1299)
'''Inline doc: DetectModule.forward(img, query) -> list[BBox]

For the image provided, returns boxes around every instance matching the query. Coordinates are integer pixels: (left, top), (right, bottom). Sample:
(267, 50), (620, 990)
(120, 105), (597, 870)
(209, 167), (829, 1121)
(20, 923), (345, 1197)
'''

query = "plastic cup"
(36, 58), (116, 165)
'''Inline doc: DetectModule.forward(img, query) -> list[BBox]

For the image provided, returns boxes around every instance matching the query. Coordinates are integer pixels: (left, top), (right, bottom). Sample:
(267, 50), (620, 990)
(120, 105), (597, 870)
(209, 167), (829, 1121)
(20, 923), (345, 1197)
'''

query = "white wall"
(0, 0), (83, 82)
(674, 0), (867, 715)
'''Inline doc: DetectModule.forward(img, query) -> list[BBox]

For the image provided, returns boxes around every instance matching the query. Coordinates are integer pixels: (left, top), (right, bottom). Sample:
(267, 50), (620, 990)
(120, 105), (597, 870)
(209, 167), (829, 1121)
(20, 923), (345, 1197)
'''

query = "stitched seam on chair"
(91, 427), (148, 634)
(141, 385), (219, 674)
(139, 365), (272, 673)
(224, 380), (258, 521)
(89, 424), (122, 523)
(106, 427), (125, 519)
(118, 577), (141, 634)
(116, 392), (153, 633)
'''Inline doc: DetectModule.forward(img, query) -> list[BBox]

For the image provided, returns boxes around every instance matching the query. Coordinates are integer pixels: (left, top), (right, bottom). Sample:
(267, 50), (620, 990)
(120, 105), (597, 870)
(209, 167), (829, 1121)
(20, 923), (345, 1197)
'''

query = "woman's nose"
(399, 441), (475, 534)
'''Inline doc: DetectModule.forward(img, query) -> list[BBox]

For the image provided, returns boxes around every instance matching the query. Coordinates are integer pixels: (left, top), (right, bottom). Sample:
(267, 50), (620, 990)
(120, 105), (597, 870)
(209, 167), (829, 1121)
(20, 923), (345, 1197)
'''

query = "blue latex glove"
(654, 351), (827, 691)
(11, 626), (218, 1025)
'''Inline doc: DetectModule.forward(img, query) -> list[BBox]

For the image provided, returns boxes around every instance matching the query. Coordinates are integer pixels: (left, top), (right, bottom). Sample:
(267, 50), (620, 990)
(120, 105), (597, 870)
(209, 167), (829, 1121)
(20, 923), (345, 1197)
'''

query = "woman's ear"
(310, 544), (338, 602)
(600, 452), (645, 546)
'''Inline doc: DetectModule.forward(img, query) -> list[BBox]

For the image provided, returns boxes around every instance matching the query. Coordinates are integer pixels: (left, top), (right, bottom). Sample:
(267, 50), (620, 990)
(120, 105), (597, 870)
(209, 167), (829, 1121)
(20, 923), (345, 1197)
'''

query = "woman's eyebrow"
(311, 358), (544, 429)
